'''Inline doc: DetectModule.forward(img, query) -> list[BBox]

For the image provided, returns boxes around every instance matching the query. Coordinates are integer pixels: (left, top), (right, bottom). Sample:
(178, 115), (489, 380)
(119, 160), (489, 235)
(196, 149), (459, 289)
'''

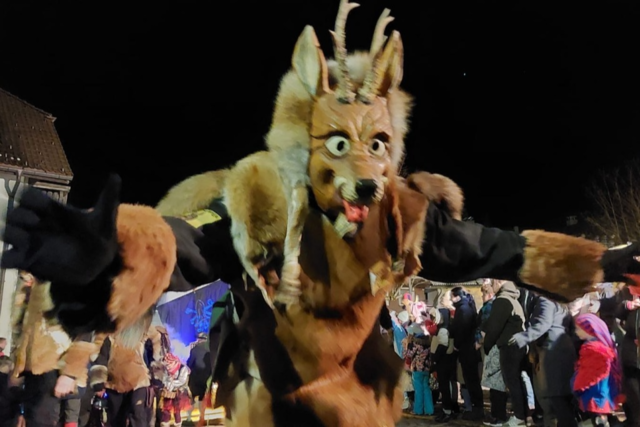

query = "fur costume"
(11, 272), (97, 389)
(4, 1), (640, 426)
(89, 334), (151, 393)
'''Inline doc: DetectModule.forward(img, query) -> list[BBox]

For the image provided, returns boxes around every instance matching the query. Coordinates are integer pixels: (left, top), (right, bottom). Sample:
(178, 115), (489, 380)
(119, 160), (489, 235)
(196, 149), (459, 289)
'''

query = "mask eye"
(325, 135), (350, 157)
(370, 138), (387, 157)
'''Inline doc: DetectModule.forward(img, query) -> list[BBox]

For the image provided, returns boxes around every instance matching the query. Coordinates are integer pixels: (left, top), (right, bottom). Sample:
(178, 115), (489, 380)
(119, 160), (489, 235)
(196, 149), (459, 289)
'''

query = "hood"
(498, 281), (520, 299)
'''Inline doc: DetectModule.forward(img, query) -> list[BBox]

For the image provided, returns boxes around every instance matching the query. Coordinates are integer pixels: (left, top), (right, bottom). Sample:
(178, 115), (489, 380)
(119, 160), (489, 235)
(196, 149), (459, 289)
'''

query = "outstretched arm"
(419, 202), (640, 301)
(1, 175), (243, 337)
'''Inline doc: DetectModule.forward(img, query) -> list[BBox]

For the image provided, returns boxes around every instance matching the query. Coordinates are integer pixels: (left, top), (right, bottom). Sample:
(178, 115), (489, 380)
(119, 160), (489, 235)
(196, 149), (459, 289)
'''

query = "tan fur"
(155, 169), (228, 216)
(224, 151), (288, 262)
(12, 280), (72, 377)
(103, 336), (151, 393)
(267, 52), (411, 172)
(59, 341), (97, 388)
(519, 230), (606, 301)
(109, 204), (176, 331)
(406, 171), (464, 220)
(89, 365), (108, 388)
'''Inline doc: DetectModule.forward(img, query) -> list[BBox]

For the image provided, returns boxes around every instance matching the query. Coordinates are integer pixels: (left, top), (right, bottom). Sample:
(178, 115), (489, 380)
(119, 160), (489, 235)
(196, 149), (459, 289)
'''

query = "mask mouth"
(341, 199), (369, 222)
(333, 176), (383, 223)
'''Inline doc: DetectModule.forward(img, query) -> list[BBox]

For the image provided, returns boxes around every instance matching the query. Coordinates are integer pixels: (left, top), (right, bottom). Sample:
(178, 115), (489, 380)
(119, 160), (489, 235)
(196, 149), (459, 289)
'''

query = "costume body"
(160, 354), (190, 427)
(4, 2), (640, 427)
(89, 334), (153, 427)
(11, 272), (95, 427)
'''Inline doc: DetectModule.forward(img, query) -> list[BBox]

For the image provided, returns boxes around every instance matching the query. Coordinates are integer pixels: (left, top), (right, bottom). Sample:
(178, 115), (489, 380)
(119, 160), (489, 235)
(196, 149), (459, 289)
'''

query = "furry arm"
(89, 337), (111, 391)
(419, 203), (627, 301)
(59, 334), (98, 388)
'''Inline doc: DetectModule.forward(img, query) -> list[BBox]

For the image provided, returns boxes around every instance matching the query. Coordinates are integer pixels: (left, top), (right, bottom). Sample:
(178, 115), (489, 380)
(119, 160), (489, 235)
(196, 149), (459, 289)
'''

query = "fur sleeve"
(573, 342), (611, 392)
(59, 340), (98, 388)
(107, 205), (177, 331)
(519, 230), (606, 301)
(89, 337), (111, 390)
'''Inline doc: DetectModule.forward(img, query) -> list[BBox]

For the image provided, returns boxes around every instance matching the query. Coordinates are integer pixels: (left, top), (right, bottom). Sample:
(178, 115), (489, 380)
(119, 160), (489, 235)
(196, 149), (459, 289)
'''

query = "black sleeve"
(419, 204), (526, 283)
(91, 338), (111, 391)
(163, 217), (244, 292)
(483, 299), (511, 352)
(379, 304), (393, 330)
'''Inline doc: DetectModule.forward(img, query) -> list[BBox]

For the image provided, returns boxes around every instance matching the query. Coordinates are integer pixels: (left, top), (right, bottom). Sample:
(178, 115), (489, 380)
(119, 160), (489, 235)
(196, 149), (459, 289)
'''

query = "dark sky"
(0, 0), (638, 229)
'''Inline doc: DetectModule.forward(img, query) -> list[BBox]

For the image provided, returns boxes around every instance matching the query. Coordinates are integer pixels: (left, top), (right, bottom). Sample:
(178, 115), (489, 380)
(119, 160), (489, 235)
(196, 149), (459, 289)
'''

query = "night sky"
(0, 0), (638, 229)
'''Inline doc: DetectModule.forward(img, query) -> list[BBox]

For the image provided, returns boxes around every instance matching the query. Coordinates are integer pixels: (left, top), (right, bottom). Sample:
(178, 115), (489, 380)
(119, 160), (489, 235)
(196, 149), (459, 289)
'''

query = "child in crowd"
(572, 313), (624, 427)
(404, 324), (434, 416)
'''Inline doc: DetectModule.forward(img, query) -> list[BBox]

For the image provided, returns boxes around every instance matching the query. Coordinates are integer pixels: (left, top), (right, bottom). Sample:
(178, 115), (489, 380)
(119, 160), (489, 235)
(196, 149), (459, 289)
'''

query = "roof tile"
(0, 87), (73, 178)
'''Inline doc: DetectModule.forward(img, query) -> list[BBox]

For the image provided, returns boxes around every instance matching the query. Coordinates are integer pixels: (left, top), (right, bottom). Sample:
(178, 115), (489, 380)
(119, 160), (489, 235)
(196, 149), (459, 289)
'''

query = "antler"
(329, 0), (359, 103)
(370, 8), (394, 59)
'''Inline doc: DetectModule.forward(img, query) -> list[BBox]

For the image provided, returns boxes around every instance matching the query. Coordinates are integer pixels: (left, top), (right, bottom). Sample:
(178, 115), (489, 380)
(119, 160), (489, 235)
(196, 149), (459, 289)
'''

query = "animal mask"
(292, 1), (405, 229)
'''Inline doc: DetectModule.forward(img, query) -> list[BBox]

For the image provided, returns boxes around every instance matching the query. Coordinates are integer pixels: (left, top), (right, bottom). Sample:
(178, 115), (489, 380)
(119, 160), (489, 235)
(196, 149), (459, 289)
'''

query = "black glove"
(601, 242), (640, 283)
(1, 174), (121, 285)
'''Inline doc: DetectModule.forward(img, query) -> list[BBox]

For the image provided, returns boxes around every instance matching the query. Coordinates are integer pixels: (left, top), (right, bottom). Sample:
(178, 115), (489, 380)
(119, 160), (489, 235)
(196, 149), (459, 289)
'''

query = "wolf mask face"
(291, 0), (404, 229)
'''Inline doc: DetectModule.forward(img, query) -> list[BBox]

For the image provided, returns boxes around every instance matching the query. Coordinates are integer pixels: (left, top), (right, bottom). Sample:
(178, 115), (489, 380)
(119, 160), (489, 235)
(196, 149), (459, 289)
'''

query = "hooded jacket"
(483, 282), (525, 353)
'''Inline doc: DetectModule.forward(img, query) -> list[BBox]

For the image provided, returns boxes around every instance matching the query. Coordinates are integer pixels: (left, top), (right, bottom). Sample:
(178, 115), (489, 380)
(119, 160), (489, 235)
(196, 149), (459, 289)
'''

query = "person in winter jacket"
(482, 281), (528, 426)
(450, 286), (483, 421)
(572, 313), (624, 427)
(510, 295), (577, 427)
(11, 271), (96, 427)
(405, 331), (434, 416)
(429, 306), (459, 422)
(477, 280), (508, 426)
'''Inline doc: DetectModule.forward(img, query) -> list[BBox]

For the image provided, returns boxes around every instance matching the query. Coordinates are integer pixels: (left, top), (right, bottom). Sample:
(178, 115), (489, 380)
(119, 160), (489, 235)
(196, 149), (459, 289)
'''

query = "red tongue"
(343, 200), (369, 222)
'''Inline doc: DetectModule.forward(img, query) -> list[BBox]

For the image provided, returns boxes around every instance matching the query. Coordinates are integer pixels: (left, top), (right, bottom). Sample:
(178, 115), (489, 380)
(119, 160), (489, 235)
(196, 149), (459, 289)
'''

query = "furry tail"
(156, 169), (229, 217)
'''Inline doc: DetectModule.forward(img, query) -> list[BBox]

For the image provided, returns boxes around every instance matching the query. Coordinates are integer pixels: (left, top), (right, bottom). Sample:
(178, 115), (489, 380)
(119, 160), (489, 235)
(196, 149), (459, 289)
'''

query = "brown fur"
(59, 341), (98, 387)
(155, 169), (229, 216)
(406, 171), (464, 220)
(103, 336), (151, 393)
(519, 230), (606, 301)
(224, 151), (288, 262)
(109, 204), (176, 331)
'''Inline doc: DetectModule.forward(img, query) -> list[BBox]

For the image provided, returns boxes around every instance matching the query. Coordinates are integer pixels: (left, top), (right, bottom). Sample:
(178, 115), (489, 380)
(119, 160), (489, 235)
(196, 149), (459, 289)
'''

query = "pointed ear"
(376, 30), (404, 96)
(292, 25), (330, 98)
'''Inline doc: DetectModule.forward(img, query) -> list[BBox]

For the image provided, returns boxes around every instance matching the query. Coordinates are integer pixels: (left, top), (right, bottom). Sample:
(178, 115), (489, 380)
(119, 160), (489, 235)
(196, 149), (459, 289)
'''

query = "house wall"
(0, 172), (28, 353)
(0, 171), (70, 355)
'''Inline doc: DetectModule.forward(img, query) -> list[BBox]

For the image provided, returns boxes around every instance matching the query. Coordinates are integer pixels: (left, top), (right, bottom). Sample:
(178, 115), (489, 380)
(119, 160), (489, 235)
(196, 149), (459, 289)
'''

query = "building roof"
(0, 87), (72, 178)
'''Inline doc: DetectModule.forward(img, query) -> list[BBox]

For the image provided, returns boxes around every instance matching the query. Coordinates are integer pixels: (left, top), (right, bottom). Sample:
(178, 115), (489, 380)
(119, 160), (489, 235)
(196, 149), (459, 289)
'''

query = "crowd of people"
(0, 271), (216, 427)
(389, 279), (640, 427)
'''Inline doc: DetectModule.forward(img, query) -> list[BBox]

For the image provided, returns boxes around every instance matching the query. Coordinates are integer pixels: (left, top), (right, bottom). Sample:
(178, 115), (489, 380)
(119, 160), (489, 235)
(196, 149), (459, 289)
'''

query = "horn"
(369, 8), (394, 60)
(329, 0), (359, 103)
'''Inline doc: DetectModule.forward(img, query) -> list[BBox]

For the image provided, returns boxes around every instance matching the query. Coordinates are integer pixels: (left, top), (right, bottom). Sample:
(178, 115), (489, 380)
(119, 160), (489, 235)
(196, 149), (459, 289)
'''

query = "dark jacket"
(602, 286), (640, 368)
(450, 297), (477, 350)
(187, 341), (211, 387)
(483, 282), (525, 353)
(0, 372), (22, 426)
(511, 296), (576, 397)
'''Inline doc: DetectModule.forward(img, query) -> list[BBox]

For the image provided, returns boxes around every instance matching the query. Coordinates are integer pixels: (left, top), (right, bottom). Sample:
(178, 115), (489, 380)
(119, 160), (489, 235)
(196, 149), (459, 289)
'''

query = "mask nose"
(355, 179), (378, 202)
